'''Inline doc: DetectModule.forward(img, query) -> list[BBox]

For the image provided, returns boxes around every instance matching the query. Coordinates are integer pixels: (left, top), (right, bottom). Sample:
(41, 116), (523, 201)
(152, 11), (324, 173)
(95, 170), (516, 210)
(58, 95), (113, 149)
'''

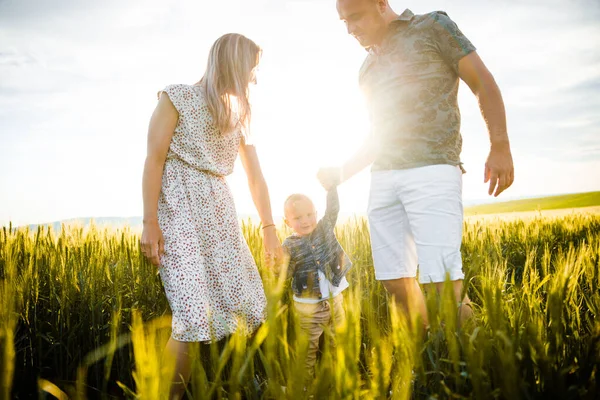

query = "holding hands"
(263, 224), (283, 270)
(317, 167), (342, 190)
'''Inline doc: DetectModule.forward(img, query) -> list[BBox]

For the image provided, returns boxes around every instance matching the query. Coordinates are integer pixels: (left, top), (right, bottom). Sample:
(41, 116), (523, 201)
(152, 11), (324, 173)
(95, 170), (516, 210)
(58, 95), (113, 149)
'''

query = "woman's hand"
(262, 225), (282, 269)
(140, 220), (165, 266)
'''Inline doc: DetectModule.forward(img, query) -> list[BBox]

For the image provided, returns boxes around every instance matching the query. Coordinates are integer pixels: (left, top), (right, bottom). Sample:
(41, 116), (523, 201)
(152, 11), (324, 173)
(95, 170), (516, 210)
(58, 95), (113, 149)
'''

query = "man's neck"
(384, 10), (400, 25)
(372, 10), (400, 49)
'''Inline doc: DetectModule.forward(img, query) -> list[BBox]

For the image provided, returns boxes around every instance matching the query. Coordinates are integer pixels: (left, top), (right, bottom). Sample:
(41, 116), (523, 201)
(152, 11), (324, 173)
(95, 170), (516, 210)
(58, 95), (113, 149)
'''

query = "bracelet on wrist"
(262, 223), (276, 230)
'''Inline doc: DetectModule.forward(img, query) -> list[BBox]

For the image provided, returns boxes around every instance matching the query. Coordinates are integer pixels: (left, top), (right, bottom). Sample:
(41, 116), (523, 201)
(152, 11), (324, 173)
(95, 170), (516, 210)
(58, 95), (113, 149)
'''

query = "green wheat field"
(1, 199), (600, 399)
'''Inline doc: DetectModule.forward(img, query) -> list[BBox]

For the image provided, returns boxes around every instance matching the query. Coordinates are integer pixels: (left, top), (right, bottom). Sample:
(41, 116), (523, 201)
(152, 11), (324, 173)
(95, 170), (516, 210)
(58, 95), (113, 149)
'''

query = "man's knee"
(381, 277), (419, 299)
(426, 279), (469, 302)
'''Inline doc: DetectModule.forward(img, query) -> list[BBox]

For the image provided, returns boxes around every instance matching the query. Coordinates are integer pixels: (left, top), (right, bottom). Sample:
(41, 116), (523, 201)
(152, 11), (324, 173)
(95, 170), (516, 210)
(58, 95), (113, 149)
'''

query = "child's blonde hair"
(283, 194), (313, 215)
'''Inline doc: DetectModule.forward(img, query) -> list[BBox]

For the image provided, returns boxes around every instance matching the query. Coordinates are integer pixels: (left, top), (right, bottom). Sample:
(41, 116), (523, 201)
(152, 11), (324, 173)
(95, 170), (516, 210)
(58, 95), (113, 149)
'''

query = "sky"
(1, 0), (599, 226)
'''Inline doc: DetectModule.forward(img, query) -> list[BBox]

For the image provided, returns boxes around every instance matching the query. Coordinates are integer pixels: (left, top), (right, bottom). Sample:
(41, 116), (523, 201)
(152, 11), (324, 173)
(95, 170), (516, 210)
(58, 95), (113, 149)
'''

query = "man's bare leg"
(381, 277), (428, 329)
(431, 279), (473, 325)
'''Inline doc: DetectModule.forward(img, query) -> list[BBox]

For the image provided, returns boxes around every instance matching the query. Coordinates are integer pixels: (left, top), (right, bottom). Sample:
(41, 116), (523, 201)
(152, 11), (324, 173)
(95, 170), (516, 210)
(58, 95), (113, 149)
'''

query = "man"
(318, 0), (514, 327)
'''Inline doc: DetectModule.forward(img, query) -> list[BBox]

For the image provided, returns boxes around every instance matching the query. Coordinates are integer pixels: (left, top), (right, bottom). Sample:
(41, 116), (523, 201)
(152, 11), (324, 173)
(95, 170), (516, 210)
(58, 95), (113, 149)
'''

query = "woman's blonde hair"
(200, 33), (261, 136)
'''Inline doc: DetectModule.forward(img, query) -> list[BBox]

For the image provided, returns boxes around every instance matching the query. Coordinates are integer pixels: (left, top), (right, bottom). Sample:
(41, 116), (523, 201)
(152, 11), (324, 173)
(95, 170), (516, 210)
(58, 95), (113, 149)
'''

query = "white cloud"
(1, 0), (599, 225)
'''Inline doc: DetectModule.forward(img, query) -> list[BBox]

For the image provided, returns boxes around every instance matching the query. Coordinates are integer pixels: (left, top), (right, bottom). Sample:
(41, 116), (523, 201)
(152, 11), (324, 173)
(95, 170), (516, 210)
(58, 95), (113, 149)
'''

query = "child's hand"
(317, 167), (341, 190)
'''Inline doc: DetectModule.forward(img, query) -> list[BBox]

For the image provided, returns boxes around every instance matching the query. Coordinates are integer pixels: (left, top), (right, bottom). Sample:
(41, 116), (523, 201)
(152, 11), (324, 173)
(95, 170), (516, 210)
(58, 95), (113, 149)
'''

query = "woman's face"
(249, 65), (258, 85)
(249, 51), (261, 85)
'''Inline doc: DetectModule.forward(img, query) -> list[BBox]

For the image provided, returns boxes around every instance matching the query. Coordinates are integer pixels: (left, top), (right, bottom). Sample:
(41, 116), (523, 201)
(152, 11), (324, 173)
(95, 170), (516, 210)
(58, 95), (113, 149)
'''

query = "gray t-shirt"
(359, 9), (476, 172)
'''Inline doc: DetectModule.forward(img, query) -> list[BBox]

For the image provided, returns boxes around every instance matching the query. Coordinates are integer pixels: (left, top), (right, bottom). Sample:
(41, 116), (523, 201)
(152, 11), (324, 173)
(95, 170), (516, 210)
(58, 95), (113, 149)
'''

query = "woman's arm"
(141, 93), (178, 265)
(238, 142), (283, 264)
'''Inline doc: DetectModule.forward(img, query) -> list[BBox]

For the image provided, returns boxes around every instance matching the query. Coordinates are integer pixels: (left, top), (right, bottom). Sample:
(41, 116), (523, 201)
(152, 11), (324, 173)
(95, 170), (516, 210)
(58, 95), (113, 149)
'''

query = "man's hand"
(459, 52), (513, 197)
(484, 143), (514, 197)
(317, 167), (341, 190)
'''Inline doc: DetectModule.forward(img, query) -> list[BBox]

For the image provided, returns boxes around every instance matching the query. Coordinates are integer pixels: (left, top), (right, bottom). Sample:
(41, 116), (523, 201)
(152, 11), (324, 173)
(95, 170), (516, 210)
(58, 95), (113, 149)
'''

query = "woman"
(140, 33), (281, 398)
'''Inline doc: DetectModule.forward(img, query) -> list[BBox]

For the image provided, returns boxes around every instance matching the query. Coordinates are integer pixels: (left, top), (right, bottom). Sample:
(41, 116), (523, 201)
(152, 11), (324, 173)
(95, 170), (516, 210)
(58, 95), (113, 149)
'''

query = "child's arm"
(279, 240), (295, 280)
(323, 186), (340, 227)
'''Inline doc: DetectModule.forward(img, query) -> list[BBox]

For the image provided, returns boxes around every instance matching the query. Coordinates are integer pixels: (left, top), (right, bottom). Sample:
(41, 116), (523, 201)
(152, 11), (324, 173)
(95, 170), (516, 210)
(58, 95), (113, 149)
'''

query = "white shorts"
(367, 164), (465, 284)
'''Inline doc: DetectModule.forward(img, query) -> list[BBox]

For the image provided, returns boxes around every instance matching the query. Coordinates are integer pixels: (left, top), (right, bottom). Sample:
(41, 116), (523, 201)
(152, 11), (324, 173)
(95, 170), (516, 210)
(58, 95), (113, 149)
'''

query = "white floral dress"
(156, 84), (266, 342)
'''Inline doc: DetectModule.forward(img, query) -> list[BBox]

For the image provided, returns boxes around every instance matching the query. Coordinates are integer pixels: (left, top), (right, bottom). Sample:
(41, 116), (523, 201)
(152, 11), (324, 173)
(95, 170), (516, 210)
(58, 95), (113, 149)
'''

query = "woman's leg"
(165, 337), (194, 400)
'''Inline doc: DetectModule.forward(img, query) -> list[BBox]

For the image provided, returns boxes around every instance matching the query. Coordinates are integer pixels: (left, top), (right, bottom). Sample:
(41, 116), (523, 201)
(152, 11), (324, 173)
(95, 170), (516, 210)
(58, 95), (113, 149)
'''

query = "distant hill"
(26, 214), (263, 232)
(464, 191), (600, 216)
(18, 191), (600, 231)
(27, 217), (143, 232)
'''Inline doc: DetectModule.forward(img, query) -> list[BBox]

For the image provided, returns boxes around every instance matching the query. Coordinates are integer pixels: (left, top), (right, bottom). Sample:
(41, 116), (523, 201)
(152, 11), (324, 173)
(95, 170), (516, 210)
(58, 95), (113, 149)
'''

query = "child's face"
(284, 199), (318, 237)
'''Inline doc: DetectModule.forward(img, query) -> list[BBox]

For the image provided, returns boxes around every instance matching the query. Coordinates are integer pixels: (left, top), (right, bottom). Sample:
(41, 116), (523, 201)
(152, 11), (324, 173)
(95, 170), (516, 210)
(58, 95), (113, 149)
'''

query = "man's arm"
(340, 137), (376, 184)
(459, 51), (514, 197)
(430, 12), (514, 197)
(317, 137), (376, 189)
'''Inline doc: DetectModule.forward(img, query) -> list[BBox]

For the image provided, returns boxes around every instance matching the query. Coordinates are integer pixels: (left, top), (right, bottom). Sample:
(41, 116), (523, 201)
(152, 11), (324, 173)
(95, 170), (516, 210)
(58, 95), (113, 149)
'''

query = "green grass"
(465, 191), (600, 216)
(1, 215), (600, 399)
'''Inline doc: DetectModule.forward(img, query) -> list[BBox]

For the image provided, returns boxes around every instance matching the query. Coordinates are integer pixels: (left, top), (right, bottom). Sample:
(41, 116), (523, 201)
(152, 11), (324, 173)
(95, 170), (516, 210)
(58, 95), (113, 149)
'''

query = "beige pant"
(293, 293), (346, 374)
